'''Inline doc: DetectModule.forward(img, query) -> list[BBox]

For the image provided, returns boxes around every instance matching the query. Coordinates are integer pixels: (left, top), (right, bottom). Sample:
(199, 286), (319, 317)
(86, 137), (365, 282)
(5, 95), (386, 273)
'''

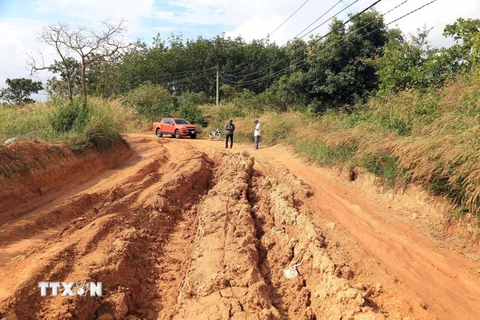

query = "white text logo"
(38, 282), (102, 297)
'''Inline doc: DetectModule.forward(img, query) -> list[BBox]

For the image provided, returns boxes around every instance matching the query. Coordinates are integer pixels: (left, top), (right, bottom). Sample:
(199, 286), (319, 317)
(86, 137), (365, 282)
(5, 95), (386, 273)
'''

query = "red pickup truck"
(153, 118), (198, 139)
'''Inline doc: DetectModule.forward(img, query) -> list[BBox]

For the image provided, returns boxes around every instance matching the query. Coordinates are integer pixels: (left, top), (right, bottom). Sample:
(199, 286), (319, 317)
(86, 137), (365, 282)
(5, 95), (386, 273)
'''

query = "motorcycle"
(209, 128), (221, 140)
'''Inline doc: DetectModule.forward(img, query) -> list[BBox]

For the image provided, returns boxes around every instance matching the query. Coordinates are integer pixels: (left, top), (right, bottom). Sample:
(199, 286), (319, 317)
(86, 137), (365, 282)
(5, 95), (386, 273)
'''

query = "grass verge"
(206, 77), (480, 219)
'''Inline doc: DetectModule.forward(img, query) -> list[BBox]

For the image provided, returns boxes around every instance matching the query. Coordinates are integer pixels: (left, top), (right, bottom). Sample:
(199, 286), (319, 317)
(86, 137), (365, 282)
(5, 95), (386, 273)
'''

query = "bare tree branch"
(30, 19), (130, 105)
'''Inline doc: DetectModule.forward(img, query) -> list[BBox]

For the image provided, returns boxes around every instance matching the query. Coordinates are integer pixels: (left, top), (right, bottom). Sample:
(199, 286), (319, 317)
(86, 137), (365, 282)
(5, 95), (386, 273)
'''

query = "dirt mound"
(0, 140), (133, 226)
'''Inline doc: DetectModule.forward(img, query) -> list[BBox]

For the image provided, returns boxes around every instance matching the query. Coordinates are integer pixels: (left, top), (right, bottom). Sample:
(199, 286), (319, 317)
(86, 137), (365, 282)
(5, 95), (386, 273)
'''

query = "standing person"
(254, 119), (261, 150)
(225, 119), (235, 149)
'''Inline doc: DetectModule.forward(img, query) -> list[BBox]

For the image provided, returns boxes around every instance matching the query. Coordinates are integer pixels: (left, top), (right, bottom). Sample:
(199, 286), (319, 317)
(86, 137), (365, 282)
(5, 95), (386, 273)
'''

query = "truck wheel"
(156, 128), (162, 137)
(174, 130), (181, 139)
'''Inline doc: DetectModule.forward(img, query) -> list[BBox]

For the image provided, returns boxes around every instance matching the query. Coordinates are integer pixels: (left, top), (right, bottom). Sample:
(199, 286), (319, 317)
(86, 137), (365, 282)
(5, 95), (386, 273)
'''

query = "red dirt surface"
(0, 134), (479, 320)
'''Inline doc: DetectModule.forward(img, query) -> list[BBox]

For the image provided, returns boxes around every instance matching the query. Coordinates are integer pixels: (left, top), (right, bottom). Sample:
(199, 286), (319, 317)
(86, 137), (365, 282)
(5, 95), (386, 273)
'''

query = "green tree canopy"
(443, 17), (480, 75)
(304, 10), (389, 112)
(0, 78), (43, 106)
(122, 82), (174, 120)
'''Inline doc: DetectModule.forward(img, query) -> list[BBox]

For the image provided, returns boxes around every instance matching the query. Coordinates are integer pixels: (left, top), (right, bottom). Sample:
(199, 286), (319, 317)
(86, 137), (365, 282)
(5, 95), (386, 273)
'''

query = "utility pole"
(216, 67), (219, 106)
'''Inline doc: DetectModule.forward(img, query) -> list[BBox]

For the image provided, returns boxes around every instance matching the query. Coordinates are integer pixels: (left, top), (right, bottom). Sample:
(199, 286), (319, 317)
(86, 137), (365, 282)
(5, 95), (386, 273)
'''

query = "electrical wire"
(295, 0), (357, 39)
(269, 0), (311, 36)
(120, 66), (216, 83)
(221, 0), (437, 87)
(225, 0), (348, 76)
(222, 0), (383, 80)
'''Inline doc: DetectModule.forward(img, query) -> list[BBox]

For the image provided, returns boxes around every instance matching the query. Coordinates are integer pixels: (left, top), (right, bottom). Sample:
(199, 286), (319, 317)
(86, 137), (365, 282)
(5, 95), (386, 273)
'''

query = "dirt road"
(0, 134), (478, 319)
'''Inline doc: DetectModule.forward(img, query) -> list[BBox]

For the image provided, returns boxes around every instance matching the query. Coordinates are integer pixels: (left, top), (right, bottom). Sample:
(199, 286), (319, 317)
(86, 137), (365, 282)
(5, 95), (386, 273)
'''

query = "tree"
(367, 27), (461, 94)
(0, 78), (43, 106)
(116, 33), (288, 99)
(122, 82), (174, 120)
(443, 18), (480, 75)
(304, 11), (389, 112)
(32, 20), (130, 105)
(45, 58), (82, 100)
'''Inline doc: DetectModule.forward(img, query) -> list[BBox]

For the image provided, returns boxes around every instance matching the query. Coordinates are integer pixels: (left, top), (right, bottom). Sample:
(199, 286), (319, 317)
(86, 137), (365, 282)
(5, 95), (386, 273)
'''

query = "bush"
(0, 97), (130, 154)
(122, 82), (174, 121)
(201, 103), (246, 133)
(64, 98), (127, 152)
(0, 103), (56, 141)
(176, 104), (208, 127)
(176, 91), (212, 108)
(50, 99), (90, 133)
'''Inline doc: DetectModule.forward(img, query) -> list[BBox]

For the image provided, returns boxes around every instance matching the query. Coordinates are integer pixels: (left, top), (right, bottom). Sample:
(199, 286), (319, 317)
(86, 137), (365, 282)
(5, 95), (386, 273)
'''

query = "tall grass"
(0, 97), (136, 152)
(212, 77), (480, 218)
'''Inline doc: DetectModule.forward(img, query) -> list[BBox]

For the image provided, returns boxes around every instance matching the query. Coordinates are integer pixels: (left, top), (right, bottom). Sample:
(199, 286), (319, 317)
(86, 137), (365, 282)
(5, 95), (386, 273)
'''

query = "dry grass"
(218, 77), (480, 218)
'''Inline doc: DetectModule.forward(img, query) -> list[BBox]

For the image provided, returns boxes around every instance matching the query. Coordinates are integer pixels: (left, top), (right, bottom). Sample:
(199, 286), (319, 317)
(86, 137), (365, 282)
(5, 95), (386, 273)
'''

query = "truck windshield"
(174, 119), (190, 124)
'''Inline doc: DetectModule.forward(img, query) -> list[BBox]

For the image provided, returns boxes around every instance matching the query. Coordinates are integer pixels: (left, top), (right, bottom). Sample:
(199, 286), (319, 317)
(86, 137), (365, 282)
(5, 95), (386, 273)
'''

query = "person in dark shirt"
(225, 119), (235, 149)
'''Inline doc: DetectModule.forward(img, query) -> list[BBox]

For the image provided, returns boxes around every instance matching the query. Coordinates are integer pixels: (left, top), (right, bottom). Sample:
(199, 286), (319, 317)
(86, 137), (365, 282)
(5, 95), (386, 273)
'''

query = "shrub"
(50, 98), (90, 133)
(176, 91), (212, 107)
(176, 104), (208, 127)
(122, 82), (174, 121)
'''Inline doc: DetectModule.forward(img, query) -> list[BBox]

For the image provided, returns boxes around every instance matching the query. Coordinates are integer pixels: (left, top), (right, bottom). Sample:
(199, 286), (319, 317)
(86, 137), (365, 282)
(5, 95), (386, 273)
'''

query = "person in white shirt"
(254, 119), (261, 149)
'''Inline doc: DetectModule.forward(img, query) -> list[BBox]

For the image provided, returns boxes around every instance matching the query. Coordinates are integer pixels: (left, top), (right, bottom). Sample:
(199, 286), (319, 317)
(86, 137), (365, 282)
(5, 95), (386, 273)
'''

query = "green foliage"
(292, 140), (358, 166)
(258, 72), (307, 112)
(70, 104), (125, 152)
(122, 82), (174, 120)
(443, 17), (480, 75)
(363, 153), (407, 188)
(366, 27), (459, 95)
(176, 91), (212, 107)
(176, 104), (208, 127)
(201, 103), (246, 133)
(0, 78), (43, 106)
(46, 58), (82, 101)
(50, 99), (90, 133)
(304, 11), (389, 112)
(0, 98), (129, 153)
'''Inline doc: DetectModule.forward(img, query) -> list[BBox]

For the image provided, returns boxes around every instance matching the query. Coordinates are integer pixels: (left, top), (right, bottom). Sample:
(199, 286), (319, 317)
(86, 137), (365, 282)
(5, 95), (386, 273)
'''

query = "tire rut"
(0, 147), (213, 320)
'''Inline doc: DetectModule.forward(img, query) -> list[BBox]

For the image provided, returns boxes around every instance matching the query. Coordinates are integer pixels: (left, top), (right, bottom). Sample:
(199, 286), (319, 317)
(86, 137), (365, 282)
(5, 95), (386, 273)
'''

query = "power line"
(220, 0), (437, 88)
(307, 0), (383, 43)
(385, 0), (437, 27)
(295, 0), (355, 39)
(121, 66), (216, 82)
(225, 0), (350, 77)
(222, 0), (384, 81)
(269, 0), (311, 36)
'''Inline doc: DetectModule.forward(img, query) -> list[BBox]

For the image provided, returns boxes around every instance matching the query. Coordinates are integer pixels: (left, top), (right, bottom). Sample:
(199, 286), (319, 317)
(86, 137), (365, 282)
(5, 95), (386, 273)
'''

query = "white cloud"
(377, 0), (480, 47)
(0, 18), (53, 87)
(34, 0), (156, 35)
(223, 0), (356, 45)
(222, 0), (480, 47)
(1, 0), (479, 94)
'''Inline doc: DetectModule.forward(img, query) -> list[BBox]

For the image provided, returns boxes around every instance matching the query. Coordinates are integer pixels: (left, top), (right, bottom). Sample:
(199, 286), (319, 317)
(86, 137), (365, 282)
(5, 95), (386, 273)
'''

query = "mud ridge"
(0, 151), (213, 320)
(245, 159), (387, 319)
(267, 181), (384, 319)
(173, 151), (281, 319)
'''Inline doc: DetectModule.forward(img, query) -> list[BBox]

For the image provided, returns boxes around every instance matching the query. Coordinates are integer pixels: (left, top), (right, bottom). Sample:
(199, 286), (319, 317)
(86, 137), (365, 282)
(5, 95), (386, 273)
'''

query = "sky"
(0, 0), (479, 100)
